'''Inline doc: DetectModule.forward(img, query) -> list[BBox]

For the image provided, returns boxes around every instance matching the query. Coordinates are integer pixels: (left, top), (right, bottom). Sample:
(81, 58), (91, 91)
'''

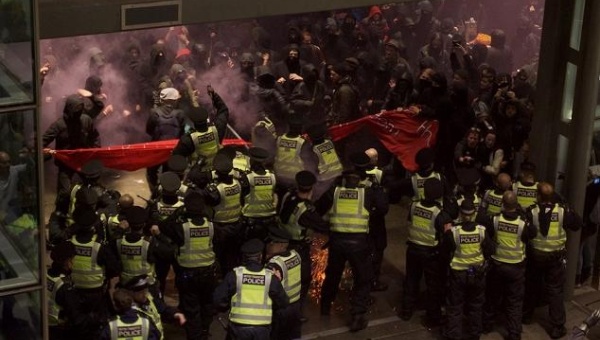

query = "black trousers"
(175, 265), (217, 340)
(369, 214), (387, 280)
(227, 323), (271, 340)
(443, 269), (486, 340)
(483, 260), (525, 340)
(271, 301), (301, 340)
(320, 235), (373, 315)
(523, 250), (566, 328)
(289, 241), (312, 304)
(155, 257), (174, 296)
(214, 221), (243, 277)
(401, 243), (443, 322)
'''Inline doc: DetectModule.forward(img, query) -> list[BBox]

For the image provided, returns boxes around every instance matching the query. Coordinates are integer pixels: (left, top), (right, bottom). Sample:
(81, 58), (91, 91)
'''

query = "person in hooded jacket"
(361, 6), (390, 45)
(43, 94), (100, 212)
(272, 44), (307, 100)
(486, 29), (514, 75)
(290, 63), (327, 125)
(382, 67), (418, 110)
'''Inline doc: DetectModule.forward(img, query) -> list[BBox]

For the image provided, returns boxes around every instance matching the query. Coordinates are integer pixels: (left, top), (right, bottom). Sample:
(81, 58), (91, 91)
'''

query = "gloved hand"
(585, 309), (600, 327)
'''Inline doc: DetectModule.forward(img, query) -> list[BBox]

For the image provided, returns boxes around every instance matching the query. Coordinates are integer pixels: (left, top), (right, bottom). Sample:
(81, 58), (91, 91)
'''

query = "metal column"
(564, 0), (600, 300)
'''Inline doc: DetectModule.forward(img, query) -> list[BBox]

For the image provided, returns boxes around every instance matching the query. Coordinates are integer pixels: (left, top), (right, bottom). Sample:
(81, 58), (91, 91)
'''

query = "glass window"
(0, 110), (40, 292)
(0, 0), (35, 107)
(569, 0), (586, 50)
(0, 290), (42, 339)
(556, 134), (569, 194)
(561, 62), (577, 122)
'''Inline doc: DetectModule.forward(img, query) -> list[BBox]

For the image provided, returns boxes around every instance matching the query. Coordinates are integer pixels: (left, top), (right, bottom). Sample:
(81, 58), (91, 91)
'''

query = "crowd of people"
(32, 1), (600, 340)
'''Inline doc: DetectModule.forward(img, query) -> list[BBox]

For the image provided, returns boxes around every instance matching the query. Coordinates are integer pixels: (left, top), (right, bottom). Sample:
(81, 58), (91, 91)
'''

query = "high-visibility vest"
(409, 202), (441, 247)
(268, 250), (302, 303)
(134, 294), (163, 339)
(229, 267), (273, 325)
(366, 168), (383, 186)
(156, 201), (184, 222)
(530, 204), (567, 252)
(455, 194), (481, 222)
(213, 180), (242, 223)
(483, 190), (504, 215)
(66, 183), (82, 226)
(492, 215), (526, 263)
(47, 273), (66, 326)
(513, 181), (538, 209)
(116, 236), (155, 285)
(329, 187), (369, 234)
(233, 152), (251, 173)
(274, 135), (305, 182)
(279, 200), (309, 241)
(312, 140), (343, 181)
(242, 171), (276, 217)
(71, 235), (105, 289)
(109, 315), (150, 340)
(177, 219), (215, 268)
(450, 225), (486, 270)
(190, 126), (220, 169)
(411, 172), (441, 201)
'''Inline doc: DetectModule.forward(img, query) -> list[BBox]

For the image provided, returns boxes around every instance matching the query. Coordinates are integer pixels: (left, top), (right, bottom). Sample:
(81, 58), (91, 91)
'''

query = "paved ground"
(43, 166), (600, 339)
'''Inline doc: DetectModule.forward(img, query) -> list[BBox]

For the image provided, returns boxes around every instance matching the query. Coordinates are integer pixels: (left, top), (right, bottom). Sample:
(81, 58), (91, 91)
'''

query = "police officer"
(442, 199), (494, 340)
(203, 153), (244, 276)
(172, 85), (230, 171)
(160, 192), (218, 339)
(240, 147), (277, 241)
(480, 191), (537, 340)
(66, 159), (104, 226)
(106, 194), (134, 241)
(361, 149), (390, 291)
(48, 241), (76, 339)
(100, 289), (160, 340)
(306, 124), (342, 199)
(513, 161), (538, 209)
(165, 154), (189, 197)
(454, 168), (482, 222)
(400, 178), (451, 328)
(265, 226), (303, 340)
(70, 207), (120, 338)
(121, 275), (186, 340)
(148, 172), (184, 295)
(274, 113), (309, 190)
(410, 147), (444, 202)
(479, 172), (513, 217)
(523, 182), (582, 338)
(115, 206), (174, 298)
(319, 168), (388, 332)
(146, 87), (186, 196)
(278, 170), (329, 306)
(213, 239), (289, 340)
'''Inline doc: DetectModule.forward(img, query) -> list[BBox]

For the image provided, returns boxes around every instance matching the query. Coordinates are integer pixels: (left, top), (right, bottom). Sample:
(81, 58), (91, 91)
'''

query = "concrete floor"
(42, 164), (600, 339)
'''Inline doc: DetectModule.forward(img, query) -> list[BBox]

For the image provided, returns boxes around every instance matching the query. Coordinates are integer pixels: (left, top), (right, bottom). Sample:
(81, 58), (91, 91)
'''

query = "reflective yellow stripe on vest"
(269, 250), (302, 303)
(229, 267), (273, 325)
(157, 201), (184, 221)
(366, 168), (383, 186)
(214, 180), (242, 223)
(313, 140), (343, 181)
(233, 152), (251, 173)
(134, 294), (163, 339)
(275, 135), (305, 182)
(531, 204), (566, 252)
(513, 182), (538, 209)
(330, 187), (369, 233)
(450, 226), (485, 270)
(66, 184), (82, 226)
(492, 215), (526, 263)
(409, 202), (441, 246)
(280, 200), (309, 241)
(242, 172), (276, 217)
(177, 219), (215, 268)
(47, 274), (65, 326)
(117, 237), (155, 285)
(109, 316), (150, 340)
(190, 125), (220, 168)
(71, 235), (105, 289)
(484, 190), (503, 215)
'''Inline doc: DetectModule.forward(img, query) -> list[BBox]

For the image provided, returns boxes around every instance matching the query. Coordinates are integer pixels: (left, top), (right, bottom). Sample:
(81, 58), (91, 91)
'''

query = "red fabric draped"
(328, 110), (439, 172)
(53, 139), (249, 172)
(53, 110), (436, 173)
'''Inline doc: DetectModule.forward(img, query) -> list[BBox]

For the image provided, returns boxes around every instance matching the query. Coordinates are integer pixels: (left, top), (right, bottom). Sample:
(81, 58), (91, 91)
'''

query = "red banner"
(329, 110), (438, 172)
(53, 139), (249, 172)
(53, 111), (436, 173)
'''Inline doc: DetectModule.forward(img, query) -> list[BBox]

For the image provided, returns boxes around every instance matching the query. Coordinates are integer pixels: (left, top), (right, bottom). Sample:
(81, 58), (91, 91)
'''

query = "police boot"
(549, 325), (567, 339)
(349, 314), (368, 332)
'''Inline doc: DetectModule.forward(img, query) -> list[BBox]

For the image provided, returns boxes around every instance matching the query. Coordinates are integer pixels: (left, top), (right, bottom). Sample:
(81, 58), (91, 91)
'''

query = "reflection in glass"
(0, 0), (34, 106)
(0, 290), (42, 339)
(561, 62), (577, 122)
(0, 110), (39, 291)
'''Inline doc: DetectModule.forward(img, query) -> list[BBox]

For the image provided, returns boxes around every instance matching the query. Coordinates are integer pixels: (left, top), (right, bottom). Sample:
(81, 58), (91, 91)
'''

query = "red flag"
(52, 139), (249, 172)
(328, 110), (438, 172)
